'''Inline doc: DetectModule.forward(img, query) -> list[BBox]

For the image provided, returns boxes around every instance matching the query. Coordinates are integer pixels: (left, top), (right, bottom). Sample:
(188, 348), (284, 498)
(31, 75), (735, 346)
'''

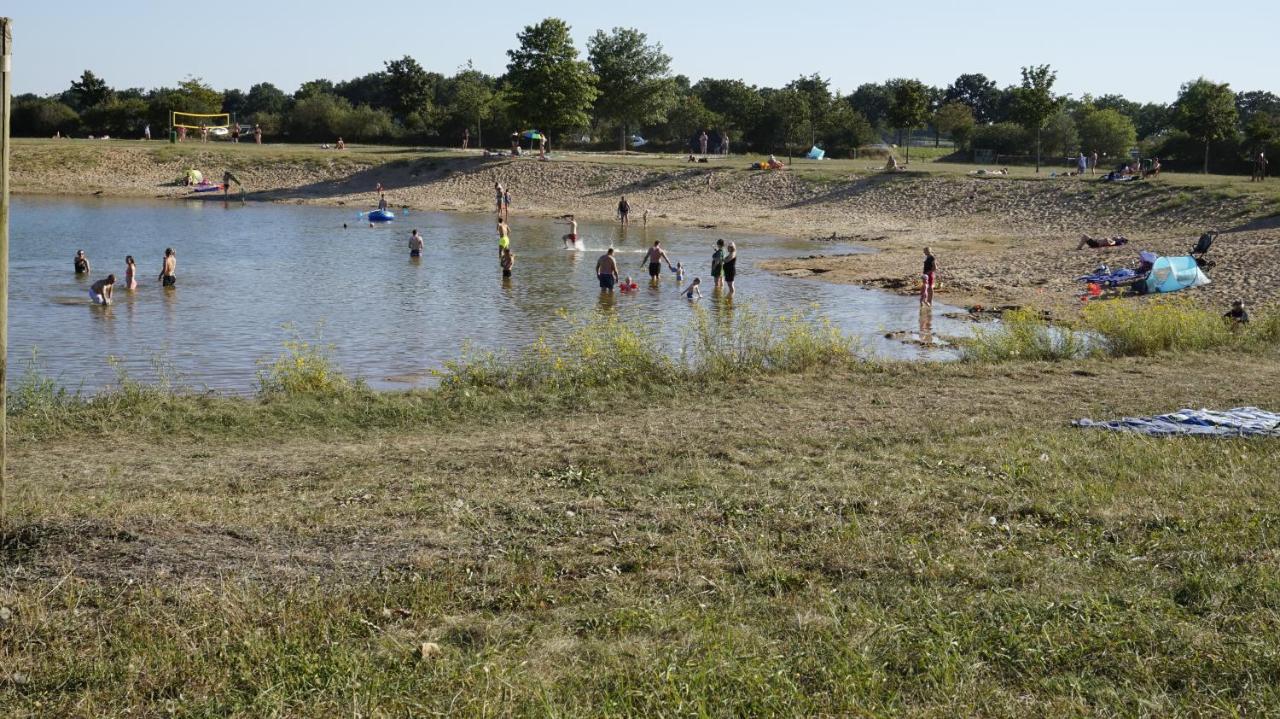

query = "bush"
(1081, 298), (1237, 356)
(257, 326), (356, 396)
(970, 122), (1031, 155)
(683, 304), (856, 377)
(960, 308), (1092, 362)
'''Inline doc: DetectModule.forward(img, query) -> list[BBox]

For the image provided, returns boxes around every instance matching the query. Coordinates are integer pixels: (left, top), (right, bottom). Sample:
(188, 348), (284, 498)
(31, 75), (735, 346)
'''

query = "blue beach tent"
(1145, 255), (1210, 294)
(806, 146), (826, 160)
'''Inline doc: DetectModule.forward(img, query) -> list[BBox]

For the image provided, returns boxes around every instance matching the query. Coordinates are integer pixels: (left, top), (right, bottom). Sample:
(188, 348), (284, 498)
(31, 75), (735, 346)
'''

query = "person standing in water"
(596, 248), (620, 292)
(617, 196), (631, 225)
(503, 187), (512, 218)
(124, 255), (138, 290)
(497, 218), (511, 258)
(89, 274), (116, 305)
(409, 229), (424, 259)
(500, 247), (515, 279)
(74, 250), (91, 275)
(710, 239), (725, 289)
(159, 248), (177, 287)
(494, 182), (505, 218)
(641, 240), (673, 281)
(920, 246), (937, 306)
(560, 215), (580, 249)
(722, 241), (738, 296)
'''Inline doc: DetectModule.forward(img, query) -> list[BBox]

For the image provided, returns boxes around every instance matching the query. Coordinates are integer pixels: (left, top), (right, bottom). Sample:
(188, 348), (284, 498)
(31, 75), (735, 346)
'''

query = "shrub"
(961, 308), (1091, 362)
(257, 326), (355, 396)
(1080, 298), (1234, 356)
(683, 303), (857, 377)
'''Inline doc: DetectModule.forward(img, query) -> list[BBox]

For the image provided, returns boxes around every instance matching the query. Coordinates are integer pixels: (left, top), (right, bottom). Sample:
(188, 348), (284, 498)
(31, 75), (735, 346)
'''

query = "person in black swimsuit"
(722, 242), (738, 296)
(710, 239), (725, 289)
(617, 196), (631, 225)
(159, 247), (177, 287)
(641, 240), (672, 281)
(74, 250), (90, 275)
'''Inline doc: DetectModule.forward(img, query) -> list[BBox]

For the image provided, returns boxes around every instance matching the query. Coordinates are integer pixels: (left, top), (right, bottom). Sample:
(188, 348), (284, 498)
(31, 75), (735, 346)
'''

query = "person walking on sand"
(462, 127), (470, 150)
(144, 123), (151, 141)
(1077, 152), (1087, 176)
(124, 255), (138, 290)
(159, 248), (177, 287)
(618, 196), (631, 225)
(699, 130), (709, 155)
(641, 240), (674, 282)
(74, 250), (91, 276)
(721, 130), (731, 155)
(254, 124), (262, 144)
(409, 229), (424, 259)
(710, 239), (725, 289)
(89, 274), (116, 306)
(920, 246), (937, 306)
(596, 248), (620, 292)
(722, 241), (739, 296)
(1090, 150), (1098, 175)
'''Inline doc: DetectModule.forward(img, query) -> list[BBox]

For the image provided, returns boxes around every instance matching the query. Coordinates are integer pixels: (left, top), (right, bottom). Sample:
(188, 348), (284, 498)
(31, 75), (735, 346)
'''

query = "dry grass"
(3, 349), (1279, 715)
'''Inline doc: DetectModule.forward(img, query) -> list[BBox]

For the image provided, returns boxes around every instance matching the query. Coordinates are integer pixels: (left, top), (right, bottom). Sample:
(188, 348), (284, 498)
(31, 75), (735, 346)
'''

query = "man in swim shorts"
(641, 240), (672, 280)
(409, 229), (424, 258)
(89, 274), (116, 305)
(596, 248), (619, 291)
(561, 215), (579, 248)
(159, 247), (177, 287)
(617, 196), (630, 225)
(497, 219), (511, 257)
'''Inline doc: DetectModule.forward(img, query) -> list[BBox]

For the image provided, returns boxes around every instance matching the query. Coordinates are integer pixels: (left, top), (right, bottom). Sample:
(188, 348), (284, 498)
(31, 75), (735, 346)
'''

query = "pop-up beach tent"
(1145, 255), (1210, 294)
(806, 146), (825, 160)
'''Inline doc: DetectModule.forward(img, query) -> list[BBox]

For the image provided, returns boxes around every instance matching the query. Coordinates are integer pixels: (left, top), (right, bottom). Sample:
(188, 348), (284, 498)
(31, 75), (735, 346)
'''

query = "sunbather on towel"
(1077, 234), (1129, 249)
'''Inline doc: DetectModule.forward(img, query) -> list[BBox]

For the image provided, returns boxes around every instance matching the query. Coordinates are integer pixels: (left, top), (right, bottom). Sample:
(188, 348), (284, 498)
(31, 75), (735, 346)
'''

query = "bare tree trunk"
(1203, 140), (1210, 174)
(1035, 128), (1042, 173)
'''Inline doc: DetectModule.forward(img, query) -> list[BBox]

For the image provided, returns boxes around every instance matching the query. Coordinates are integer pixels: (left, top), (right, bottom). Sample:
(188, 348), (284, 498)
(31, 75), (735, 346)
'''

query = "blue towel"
(1074, 407), (1280, 437)
(1077, 268), (1138, 285)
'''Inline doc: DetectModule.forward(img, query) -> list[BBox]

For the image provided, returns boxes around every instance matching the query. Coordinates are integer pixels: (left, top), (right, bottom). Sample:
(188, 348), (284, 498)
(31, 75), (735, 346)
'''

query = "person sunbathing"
(1077, 234), (1129, 249)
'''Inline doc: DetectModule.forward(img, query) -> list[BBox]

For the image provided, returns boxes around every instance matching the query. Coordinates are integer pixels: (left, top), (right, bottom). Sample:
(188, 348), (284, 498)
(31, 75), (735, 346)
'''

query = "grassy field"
(2, 309), (1279, 715)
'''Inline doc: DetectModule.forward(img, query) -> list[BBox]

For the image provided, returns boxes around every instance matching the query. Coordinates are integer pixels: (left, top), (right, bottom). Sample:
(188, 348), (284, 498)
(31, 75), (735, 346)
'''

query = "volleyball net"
(171, 111), (231, 130)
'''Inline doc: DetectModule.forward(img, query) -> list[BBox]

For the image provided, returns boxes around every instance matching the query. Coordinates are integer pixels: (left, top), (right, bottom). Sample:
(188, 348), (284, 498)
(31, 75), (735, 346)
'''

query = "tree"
(1243, 112), (1277, 155)
(934, 101), (976, 150)
(294, 79), (336, 100)
(1134, 102), (1171, 140)
(847, 83), (892, 130)
(1173, 77), (1239, 173)
(759, 88), (810, 161)
(384, 56), (436, 124)
(221, 88), (248, 118)
(505, 18), (599, 138)
(1040, 111), (1078, 159)
(176, 77), (224, 114)
(886, 79), (929, 163)
(11, 98), (80, 136)
(693, 78), (763, 139)
(336, 72), (391, 110)
(245, 83), (288, 118)
(943, 73), (999, 123)
(661, 94), (721, 148)
(786, 74), (834, 146)
(820, 101), (875, 157)
(447, 62), (497, 147)
(1235, 91), (1280, 126)
(1009, 65), (1061, 172)
(67, 70), (113, 111)
(588, 27), (676, 151)
(1077, 108), (1137, 159)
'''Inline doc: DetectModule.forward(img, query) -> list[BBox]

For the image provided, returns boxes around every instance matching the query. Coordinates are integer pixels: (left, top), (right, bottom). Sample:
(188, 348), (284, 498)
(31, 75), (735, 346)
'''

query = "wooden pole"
(0, 18), (11, 526)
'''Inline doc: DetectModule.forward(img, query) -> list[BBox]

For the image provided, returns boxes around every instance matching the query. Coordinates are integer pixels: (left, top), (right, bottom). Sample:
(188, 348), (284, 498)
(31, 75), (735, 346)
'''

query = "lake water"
(10, 196), (968, 393)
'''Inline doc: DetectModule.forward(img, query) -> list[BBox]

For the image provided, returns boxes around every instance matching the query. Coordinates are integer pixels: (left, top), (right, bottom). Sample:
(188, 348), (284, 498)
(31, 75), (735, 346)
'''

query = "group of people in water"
(75, 248), (177, 306)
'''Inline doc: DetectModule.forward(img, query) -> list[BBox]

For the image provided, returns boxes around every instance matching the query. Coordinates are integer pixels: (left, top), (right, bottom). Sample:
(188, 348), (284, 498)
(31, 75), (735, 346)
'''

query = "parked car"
(629, 135), (648, 147)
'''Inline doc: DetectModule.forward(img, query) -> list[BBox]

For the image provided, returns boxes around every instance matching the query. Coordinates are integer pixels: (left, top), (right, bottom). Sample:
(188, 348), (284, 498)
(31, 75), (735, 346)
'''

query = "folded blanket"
(1074, 407), (1280, 437)
(1076, 268), (1139, 285)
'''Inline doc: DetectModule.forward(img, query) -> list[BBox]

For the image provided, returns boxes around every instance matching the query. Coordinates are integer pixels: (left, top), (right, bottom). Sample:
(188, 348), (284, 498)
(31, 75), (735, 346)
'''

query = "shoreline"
(12, 140), (1280, 313)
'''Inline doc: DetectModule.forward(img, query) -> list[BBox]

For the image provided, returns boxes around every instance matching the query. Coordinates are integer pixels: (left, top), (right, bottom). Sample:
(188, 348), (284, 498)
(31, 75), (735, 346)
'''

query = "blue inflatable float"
(368, 209), (395, 222)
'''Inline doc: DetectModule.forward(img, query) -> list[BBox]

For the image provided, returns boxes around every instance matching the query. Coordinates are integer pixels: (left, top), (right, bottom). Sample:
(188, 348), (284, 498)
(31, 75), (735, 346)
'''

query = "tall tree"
(886, 79), (929, 163)
(943, 73), (999, 123)
(245, 82), (288, 117)
(505, 18), (599, 137)
(934, 101), (976, 150)
(692, 78), (762, 140)
(785, 74), (834, 146)
(1173, 78), (1239, 173)
(1235, 91), (1280, 126)
(588, 27), (676, 151)
(384, 56), (435, 124)
(847, 82), (892, 131)
(1077, 108), (1137, 159)
(760, 88), (810, 161)
(67, 70), (113, 111)
(1009, 65), (1061, 172)
(448, 62), (497, 147)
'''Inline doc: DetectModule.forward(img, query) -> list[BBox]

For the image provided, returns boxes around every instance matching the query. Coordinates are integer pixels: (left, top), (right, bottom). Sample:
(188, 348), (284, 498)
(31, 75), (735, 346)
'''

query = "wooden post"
(0, 18), (11, 526)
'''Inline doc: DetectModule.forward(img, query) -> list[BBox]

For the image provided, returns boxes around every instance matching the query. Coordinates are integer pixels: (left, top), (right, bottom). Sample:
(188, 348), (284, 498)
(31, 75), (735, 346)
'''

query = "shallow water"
(10, 196), (968, 392)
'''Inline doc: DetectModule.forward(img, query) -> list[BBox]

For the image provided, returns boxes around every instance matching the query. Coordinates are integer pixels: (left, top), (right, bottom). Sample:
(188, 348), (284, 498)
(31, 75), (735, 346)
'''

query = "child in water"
(124, 255), (138, 289)
(619, 276), (639, 292)
(681, 277), (702, 300)
(674, 262), (685, 282)
(500, 247), (515, 278)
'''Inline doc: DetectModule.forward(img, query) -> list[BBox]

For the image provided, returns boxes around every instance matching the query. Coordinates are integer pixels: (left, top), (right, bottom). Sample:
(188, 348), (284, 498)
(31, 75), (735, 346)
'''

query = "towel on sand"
(1074, 407), (1280, 437)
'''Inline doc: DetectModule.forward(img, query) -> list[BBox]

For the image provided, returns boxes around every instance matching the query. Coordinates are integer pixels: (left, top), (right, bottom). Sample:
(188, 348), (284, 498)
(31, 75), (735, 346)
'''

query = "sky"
(5, 0), (1276, 103)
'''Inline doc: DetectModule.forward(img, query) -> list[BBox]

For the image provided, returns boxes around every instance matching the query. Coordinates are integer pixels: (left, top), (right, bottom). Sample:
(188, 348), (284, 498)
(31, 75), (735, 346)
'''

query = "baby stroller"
(1190, 230), (1218, 270)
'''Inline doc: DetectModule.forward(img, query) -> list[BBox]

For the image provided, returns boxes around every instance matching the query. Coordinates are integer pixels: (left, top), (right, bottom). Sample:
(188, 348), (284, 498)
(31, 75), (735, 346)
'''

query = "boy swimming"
(681, 277), (702, 300)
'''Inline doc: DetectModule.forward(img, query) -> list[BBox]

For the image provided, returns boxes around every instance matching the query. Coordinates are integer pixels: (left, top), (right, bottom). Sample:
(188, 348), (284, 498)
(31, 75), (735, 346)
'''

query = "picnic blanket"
(1074, 407), (1280, 437)
(1076, 267), (1141, 285)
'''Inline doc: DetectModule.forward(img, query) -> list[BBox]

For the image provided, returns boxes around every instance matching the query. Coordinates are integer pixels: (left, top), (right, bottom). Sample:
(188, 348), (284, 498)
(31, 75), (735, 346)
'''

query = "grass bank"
(2, 310), (1279, 715)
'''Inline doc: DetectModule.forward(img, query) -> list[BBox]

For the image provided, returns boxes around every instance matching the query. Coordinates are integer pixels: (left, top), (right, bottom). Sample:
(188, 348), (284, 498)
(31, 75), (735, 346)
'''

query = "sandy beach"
(12, 140), (1280, 314)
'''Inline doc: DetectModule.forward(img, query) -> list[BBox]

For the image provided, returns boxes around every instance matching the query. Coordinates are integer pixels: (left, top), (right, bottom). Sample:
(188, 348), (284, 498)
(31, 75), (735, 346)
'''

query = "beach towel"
(1076, 268), (1140, 286)
(1074, 407), (1280, 437)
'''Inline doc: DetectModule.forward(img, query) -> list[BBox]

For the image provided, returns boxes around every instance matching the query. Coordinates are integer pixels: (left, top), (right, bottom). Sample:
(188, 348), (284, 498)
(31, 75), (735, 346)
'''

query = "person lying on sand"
(1077, 234), (1129, 249)
(969, 168), (1008, 176)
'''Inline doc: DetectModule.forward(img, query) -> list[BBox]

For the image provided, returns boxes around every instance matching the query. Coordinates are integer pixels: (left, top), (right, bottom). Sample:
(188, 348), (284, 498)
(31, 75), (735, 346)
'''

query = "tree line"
(11, 18), (1279, 173)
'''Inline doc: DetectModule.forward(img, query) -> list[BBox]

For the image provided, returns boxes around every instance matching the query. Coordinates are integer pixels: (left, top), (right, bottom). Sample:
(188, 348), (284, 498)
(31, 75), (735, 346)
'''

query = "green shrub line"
(961, 299), (1280, 362)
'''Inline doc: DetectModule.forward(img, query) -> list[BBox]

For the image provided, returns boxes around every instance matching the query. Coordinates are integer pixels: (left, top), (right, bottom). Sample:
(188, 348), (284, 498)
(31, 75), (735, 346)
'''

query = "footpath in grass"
(3, 342), (1279, 715)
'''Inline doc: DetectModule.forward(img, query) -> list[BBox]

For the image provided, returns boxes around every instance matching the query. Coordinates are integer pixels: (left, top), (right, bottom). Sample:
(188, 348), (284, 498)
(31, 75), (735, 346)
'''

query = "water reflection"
(918, 306), (934, 345)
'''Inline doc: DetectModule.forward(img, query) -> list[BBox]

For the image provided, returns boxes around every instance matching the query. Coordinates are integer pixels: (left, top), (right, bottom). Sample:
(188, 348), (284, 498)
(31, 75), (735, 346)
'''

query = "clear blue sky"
(6, 0), (1275, 103)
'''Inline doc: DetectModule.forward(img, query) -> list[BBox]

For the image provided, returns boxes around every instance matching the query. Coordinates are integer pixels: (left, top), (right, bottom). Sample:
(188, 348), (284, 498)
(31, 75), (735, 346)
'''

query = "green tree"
(294, 79), (336, 100)
(820, 101), (875, 157)
(588, 27), (676, 151)
(848, 82), (892, 130)
(1134, 102), (1171, 140)
(176, 77), (224, 114)
(245, 82), (288, 118)
(11, 98), (80, 136)
(447, 62), (497, 147)
(82, 97), (150, 137)
(934, 101), (976, 150)
(287, 94), (352, 141)
(505, 18), (599, 137)
(1244, 112), (1278, 155)
(786, 74), (834, 146)
(944, 73), (1000, 123)
(759, 88), (810, 160)
(693, 78), (762, 139)
(1009, 65), (1061, 172)
(1077, 108), (1137, 159)
(886, 79), (929, 163)
(1173, 77), (1239, 173)
(384, 56), (436, 124)
(67, 70), (113, 111)
(1040, 110), (1078, 159)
